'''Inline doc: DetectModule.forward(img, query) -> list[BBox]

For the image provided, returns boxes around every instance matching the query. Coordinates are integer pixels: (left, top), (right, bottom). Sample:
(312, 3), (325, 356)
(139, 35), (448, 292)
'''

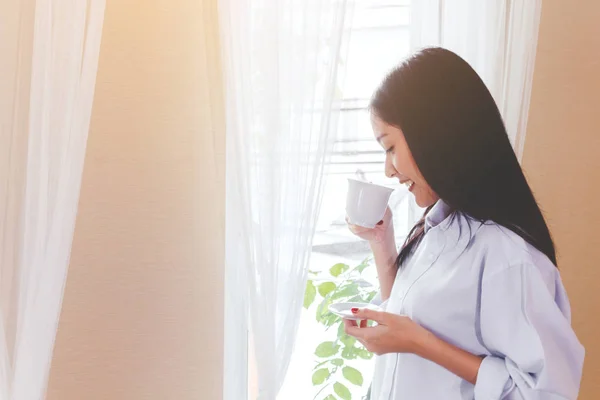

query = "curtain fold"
(0, 1), (105, 399)
(219, 0), (354, 398)
(410, 0), (542, 160)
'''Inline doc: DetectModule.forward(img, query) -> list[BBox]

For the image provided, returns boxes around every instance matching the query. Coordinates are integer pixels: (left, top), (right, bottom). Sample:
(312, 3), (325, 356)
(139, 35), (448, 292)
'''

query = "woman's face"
(371, 113), (439, 208)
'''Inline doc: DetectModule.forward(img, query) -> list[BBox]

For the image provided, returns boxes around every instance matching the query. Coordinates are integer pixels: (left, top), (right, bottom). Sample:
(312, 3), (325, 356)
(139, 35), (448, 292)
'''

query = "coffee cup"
(346, 178), (394, 229)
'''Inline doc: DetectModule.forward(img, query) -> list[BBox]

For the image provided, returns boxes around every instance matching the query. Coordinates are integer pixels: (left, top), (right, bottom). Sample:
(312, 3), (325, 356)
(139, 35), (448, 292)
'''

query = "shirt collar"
(425, 200), (453, 233)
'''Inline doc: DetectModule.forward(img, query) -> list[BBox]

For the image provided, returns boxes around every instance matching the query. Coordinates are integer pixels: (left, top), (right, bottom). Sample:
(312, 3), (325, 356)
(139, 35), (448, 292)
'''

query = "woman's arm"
(347, 207), (398, 301)
(369, 234), (398, 301)
(472, 263), (584, 399)
(418, 264), (584, 399)
(414, 329), (483, 384)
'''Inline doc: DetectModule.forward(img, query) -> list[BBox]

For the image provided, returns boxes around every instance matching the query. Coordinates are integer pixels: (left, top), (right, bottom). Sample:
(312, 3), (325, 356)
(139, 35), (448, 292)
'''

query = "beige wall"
(46, 0), (225, 399)
(523, 1), (600, 399)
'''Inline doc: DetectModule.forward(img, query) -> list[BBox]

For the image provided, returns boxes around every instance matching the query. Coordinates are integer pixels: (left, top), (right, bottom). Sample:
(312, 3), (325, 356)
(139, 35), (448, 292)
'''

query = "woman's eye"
(385, 146), (394, 154)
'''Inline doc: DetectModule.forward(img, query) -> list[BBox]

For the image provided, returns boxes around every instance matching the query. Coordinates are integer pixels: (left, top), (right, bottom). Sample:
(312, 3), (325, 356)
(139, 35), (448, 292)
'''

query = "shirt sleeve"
(474, 263), (585, 400)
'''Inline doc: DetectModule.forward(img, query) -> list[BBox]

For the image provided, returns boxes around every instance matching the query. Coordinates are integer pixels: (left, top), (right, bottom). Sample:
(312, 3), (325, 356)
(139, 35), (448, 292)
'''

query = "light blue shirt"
(371, 200), (584, 400)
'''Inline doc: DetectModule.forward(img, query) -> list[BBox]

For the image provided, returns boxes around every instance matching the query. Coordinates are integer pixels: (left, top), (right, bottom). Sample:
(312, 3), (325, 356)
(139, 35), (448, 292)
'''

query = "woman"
(344, 47), (584, 400)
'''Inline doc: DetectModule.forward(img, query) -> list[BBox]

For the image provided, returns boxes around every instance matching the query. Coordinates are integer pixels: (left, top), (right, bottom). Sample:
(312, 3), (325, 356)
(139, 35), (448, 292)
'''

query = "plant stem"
(313, 382), (331, 400)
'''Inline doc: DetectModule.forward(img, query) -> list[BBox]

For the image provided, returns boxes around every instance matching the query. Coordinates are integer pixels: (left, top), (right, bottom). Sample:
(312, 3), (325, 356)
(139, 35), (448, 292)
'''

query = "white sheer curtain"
(219, 0), (354, 398)
(411, 0), (542, 159)
(0, 1), (105, 399)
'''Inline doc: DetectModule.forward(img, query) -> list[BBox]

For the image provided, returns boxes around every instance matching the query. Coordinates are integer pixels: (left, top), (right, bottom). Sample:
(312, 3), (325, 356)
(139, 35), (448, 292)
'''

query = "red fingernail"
(377, 220), (384, 225)
(351, 308), (359, 314)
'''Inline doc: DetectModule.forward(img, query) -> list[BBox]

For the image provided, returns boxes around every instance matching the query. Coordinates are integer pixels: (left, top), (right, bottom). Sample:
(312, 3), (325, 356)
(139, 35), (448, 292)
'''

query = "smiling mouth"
(400, 179), (415, 191)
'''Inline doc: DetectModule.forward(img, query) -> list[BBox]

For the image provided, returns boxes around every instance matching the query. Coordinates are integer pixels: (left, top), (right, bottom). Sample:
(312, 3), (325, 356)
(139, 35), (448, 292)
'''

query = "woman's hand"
(343, 308), (428, 356)
(344, 308), (483, 385)
(346, 207), (394, 244)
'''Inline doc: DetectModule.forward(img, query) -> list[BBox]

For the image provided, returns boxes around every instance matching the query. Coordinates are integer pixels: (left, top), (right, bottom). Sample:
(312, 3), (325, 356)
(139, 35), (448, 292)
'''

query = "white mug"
(346, 178), (394, 229)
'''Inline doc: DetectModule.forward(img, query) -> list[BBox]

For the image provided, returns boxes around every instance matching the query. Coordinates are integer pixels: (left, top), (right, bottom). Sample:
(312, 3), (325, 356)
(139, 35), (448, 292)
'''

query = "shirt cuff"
(474, 356), (513, 400)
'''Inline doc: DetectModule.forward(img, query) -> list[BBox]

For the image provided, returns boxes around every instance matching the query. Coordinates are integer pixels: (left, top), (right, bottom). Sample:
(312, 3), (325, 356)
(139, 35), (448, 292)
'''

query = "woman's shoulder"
(459, 217), (557, 281)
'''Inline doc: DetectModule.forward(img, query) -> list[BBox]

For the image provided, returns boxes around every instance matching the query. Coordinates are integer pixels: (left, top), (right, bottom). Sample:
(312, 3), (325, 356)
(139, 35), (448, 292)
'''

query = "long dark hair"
(370, 47), (557, 267)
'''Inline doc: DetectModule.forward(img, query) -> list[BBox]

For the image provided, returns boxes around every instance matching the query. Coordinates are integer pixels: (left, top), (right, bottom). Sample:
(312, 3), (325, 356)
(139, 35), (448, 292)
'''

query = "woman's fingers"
(343, 318), (368, 330)
(352, 308), (388, 324)
(343, 318), (369, 329)
(348, 223), (370, 235)
(344, 320), (366, 339)
(343, 318), (358, 329)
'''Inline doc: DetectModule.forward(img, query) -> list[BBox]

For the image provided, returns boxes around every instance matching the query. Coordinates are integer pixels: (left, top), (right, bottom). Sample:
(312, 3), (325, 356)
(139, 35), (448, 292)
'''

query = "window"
(277, 1), (414, 399)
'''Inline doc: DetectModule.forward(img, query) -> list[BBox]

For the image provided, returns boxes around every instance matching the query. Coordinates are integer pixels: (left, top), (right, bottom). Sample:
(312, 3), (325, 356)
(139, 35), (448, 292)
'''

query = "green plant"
(304, 258), (378, 400)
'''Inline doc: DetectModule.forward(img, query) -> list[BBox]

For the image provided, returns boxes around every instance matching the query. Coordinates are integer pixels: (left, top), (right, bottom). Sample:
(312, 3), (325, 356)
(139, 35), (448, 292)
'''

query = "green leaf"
(341, 346), (358, 360)
(318, 282), (337, 297)
(365, 291), (377, 302)
(331, 284), (360, 301)
(312, 368), (330, 385)
(337, 321), (346, 338)
(330, 263), (350, 277)
(354, 258), (371, 274)
(331, 358), (344, 367)
(340, 334), (356, 348)
(315, 341), (340, 358)
(358, 349), (373, 360)
(342, 366), (364, 386)
(304, 280), (317, 309)
(334, 382), (352, 400)
(316, 296), (333, 323)
(348, 295), (364, 303)
(324, 395), (336, 400)
(323, 313), (341, 328)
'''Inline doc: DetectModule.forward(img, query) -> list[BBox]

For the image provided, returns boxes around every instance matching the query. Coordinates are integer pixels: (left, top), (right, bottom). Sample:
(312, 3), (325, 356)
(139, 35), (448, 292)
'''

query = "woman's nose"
(384, 157), (396, 179)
